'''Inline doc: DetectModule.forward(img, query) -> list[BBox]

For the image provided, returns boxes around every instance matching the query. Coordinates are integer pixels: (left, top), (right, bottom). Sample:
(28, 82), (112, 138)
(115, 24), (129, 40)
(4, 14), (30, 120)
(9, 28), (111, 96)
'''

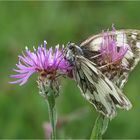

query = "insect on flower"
(65, 26), (140, 118)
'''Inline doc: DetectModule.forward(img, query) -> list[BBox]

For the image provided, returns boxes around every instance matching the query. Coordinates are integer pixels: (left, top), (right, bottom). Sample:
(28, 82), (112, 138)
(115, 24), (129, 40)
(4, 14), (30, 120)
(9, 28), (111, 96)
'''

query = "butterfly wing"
(73, 55), (132, 118)
(80, 30), (140, 88)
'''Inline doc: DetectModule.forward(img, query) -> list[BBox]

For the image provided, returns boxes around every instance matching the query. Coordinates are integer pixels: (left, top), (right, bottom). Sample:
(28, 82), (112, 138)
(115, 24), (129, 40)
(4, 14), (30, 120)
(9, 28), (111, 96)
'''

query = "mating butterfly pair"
(65, 27), (140, 118)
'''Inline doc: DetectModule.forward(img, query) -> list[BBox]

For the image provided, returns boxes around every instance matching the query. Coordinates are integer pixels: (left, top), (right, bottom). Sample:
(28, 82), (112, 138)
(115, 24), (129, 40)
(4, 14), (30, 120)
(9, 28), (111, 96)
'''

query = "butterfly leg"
(98, 62), (116, 69)
(90, 53), (102, 59)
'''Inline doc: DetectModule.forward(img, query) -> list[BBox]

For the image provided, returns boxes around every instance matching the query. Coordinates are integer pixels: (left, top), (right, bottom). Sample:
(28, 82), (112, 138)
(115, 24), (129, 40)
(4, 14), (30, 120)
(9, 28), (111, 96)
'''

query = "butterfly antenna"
(55, 46), (69, 69)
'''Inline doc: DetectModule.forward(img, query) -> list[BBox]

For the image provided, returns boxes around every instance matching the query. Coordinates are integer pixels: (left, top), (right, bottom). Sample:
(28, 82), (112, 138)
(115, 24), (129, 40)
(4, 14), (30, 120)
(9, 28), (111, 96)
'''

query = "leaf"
(90, 114), (109, 140)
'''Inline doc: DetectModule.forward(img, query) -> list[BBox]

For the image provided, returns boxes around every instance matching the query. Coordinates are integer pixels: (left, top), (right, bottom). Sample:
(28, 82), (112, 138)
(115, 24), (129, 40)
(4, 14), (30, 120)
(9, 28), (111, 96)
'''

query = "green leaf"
(90, 114), (109, 140)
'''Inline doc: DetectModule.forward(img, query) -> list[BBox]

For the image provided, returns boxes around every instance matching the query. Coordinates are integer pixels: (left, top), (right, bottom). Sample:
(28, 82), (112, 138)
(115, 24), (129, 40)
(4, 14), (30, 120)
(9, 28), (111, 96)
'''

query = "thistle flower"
(100, 26), (128, 65)
(10, 41), (72, 139)
(10, 41), (71, 86)
(43, 122), (52, 139)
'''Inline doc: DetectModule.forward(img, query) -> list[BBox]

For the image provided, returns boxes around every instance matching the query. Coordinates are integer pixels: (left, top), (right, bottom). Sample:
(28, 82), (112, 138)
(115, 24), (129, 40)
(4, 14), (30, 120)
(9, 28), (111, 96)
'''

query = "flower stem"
(90, 114), (109, 140)
(37, 78), (58, 139)
(46, 87), (57, 140)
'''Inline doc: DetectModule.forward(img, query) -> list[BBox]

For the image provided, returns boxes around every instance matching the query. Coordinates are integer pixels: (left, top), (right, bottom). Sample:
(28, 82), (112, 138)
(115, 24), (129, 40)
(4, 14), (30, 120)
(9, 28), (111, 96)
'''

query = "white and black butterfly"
(65, 29), (140, 118)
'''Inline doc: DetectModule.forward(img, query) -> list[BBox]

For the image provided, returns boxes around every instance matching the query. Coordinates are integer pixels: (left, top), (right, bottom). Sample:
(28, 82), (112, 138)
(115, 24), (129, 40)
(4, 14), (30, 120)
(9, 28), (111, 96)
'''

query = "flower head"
(10, 41), (71, 86)
(100, 26), (128, 65)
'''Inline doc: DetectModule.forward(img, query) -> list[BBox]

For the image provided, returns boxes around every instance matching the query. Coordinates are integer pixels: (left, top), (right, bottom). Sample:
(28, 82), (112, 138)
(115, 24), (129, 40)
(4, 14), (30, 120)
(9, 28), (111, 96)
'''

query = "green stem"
(90, 114), (109, 140)
(46, 87), (57, 140)
(38, 78), (58, 139)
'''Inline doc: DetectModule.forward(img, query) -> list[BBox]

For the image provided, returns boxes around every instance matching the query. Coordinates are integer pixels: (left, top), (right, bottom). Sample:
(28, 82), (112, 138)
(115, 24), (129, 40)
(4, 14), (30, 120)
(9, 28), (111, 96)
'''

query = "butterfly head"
(65, 42), (83, 63)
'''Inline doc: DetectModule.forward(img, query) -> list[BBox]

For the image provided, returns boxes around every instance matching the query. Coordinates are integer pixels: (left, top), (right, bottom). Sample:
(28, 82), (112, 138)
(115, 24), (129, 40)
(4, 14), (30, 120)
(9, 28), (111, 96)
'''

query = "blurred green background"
(1, 1), (140, 139)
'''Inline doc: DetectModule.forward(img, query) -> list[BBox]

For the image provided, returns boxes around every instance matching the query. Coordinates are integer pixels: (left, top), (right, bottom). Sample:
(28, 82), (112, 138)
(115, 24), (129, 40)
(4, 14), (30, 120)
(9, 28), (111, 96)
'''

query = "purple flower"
(10, 41), (71, 86)
(100, 26), (128, 64)
(43, 122), (52, 139)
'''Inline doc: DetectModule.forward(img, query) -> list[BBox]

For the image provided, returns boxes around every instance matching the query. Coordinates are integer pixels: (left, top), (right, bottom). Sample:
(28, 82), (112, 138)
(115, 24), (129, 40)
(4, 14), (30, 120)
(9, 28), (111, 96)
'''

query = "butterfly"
(65, 27), (140, 118)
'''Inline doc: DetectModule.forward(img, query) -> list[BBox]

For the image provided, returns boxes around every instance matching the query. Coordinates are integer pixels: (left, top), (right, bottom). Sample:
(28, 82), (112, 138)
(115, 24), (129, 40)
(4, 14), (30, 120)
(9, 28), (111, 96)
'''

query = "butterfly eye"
(67, 42), (75, 50)
(68, 45), (74, 50)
